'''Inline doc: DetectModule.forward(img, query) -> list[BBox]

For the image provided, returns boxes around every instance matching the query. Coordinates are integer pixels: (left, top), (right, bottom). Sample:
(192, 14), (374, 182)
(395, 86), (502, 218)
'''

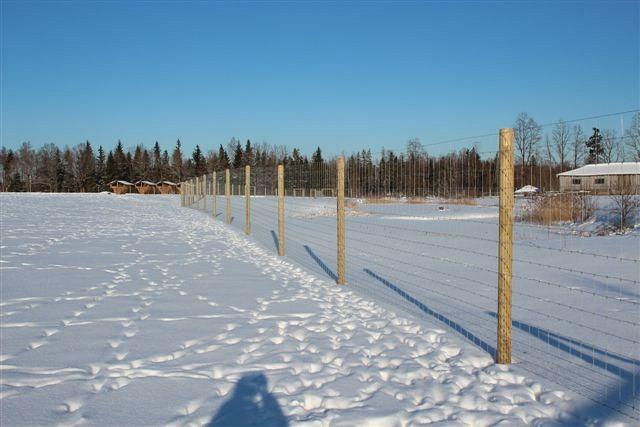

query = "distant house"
(108, 180), (134, 195)
(557, 162), (640, 194)
(156, 181), (178, 194)
(134, 180), (157, 195)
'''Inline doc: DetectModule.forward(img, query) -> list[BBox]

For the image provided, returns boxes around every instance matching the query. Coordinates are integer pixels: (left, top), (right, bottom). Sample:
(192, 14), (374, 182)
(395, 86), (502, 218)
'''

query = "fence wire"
(181, 120), (639, 422)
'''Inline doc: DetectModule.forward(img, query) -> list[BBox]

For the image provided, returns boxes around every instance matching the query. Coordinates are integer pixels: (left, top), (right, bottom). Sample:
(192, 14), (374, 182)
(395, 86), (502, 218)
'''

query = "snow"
(515, 185), (540, 194)
(135, 180), (157, 186)
(108, 180), (133, 186)
(557, 162), (640, 176)
(0, 193), (612, 426)
(158, 181), (178, 186)
(217, 194), (639, 424)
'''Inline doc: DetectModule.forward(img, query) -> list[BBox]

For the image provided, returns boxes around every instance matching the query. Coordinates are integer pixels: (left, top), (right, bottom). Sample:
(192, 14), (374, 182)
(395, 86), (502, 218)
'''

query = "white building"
(557, 162), (640, 194)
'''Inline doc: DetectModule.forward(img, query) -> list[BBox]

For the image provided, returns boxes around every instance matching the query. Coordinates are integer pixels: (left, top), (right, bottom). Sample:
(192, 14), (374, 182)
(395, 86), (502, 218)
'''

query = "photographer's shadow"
(208, 372), (288, 427)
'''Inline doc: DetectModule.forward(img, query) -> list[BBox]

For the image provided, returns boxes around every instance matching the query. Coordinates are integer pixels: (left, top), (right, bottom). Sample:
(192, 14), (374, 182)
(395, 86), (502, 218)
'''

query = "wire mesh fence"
(180, 118), (639, 422)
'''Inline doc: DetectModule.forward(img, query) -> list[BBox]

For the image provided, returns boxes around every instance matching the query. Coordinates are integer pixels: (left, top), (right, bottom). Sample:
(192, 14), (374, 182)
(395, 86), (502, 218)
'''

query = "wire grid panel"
(182, 115), (639, 421)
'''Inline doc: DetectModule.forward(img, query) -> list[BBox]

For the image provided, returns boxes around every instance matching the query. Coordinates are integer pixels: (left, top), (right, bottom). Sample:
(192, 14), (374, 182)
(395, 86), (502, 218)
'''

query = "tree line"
(1, 112), (638, 193)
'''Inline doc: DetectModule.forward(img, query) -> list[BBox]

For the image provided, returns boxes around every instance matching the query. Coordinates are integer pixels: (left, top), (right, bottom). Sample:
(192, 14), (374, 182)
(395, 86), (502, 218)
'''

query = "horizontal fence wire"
(181, 114), (639, 422)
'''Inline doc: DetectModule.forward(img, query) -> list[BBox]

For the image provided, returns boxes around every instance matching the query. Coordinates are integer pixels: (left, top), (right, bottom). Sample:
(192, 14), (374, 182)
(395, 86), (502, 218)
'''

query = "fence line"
(179, 125), (639, 422)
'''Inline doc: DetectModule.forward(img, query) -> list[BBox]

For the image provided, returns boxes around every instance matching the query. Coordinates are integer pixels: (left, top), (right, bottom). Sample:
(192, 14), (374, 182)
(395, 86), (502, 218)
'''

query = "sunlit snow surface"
(0, 193), (631, 426)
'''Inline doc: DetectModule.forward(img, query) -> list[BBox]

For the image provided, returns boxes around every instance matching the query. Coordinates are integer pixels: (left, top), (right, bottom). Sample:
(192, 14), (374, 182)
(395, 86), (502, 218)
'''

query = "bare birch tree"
(552, 119), (571, 170)
(514, 112), (542, 185)
(571, 124), (586, 168)
(626, 112), (640, 161)
(601, 129), (619, 163)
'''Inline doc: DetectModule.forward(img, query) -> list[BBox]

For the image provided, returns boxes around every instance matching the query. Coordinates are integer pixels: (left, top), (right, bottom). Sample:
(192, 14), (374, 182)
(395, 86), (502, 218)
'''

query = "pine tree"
(311, 147), (323, 189)
(96, 145), (106, 191)
(125, 152), (133, 181)
(243, 139), (254, 166)
(312, 147), (323, 164)
(132, 145), (145, 181)
(218, 145), (230, 169)
(292, 148), (303, 165)
(232, 141), (244, 168)
(105, 151), (116, 183)
(192, 145), (206, 175)
(76, 140), (96, 192)
(113, 140), (128, 180)
(161, 150), (170, 180)
(586, 128), (604, 164)
(152, 141), (162, 181)
(172, 140), (183, 181)
(142, 148), (151, 179)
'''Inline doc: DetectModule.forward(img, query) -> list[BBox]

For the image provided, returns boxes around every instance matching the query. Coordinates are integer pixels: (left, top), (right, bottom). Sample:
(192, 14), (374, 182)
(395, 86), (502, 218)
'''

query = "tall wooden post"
(337, 156), (346, 285)
(212, 171), (217, 217)
(245, 165), (251, 235)
(199, 176), (203, 208)
(202, 174), (206, 209)
(195, 176), (199, 208)
(497, 128), (514, 364)
(225, 169), (231, 224)
(278, 164), (285, 256)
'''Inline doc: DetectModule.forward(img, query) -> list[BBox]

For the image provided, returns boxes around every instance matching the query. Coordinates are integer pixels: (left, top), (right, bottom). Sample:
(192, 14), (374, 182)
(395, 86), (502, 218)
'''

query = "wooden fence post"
(337, 155), (346, 284)
(226, 169), (231, 224)
(195, 176), (199, 208)
(212, 171), (217, 217)
(245, 165), (251, 235)
(278, 164), (285, 256)
(497, 128), (514, 364)
(202, 174), (206, 209)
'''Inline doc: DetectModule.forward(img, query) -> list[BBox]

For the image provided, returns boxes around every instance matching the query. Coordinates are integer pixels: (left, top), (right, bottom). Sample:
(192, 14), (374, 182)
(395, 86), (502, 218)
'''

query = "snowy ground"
(211, 194), (639, 424)
(0, 193), (614, 426)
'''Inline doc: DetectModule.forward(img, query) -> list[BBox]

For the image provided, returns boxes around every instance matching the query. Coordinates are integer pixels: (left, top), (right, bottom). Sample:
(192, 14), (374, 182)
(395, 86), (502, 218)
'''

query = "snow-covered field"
(215, 193), (639, 423)
(0, 194), (637, 425)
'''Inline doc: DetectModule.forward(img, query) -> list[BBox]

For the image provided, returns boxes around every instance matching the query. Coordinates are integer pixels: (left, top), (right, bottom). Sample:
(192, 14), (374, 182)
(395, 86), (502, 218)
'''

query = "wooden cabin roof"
(135, 180), (157, 186)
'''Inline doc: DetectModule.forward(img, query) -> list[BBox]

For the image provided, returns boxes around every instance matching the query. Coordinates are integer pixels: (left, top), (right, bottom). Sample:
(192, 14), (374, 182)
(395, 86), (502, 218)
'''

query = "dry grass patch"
(521, 194), (594, 225)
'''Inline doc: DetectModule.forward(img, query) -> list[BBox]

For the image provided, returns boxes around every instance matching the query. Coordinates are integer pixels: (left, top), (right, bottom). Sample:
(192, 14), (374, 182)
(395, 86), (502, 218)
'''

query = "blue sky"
(1, 1), (638, 156)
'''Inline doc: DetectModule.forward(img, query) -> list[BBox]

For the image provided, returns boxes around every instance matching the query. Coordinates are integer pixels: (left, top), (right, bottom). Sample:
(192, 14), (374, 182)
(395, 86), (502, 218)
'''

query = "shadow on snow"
(208, 372), (288, 427)
(304, 245), (338, 283)
(363, 267), (497, 358)
(486, 311), (640, 420)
